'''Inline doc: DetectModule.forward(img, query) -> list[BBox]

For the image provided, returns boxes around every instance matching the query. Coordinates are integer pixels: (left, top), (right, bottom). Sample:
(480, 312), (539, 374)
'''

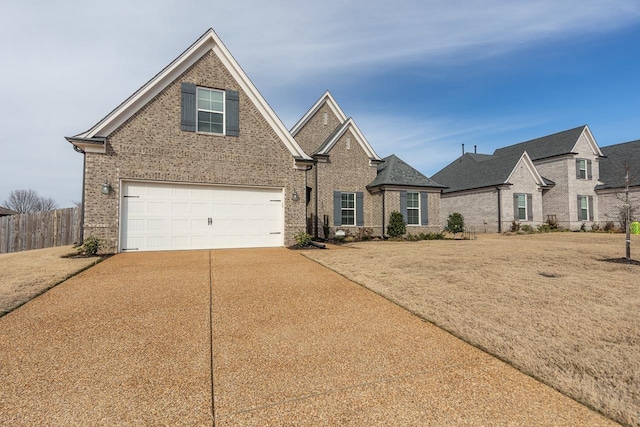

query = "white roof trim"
(572, 125), (604, 157)
(315, 118), (382, 161)
(505, 151), (546, 186)
(74, 28), (311, 161)
(290, 91), (348, 136)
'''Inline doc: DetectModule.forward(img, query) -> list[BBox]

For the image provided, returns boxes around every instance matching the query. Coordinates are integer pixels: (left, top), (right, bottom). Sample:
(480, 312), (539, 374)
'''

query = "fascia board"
(577, 125), (605, 157)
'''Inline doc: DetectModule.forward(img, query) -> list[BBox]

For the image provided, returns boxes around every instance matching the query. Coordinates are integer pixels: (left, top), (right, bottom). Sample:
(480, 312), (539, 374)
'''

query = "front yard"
(303, 233), (640, 427)
(0, 246), (100, 317)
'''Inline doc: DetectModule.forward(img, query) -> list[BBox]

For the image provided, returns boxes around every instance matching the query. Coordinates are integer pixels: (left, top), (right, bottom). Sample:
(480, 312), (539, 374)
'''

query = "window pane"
(407, 192), (419, 208)
(517, 194), (526, 208)
(197, 88), (223, 112)
(407, 209), (419, 225)
(198, 111), (223, 134)
(342, 193), (354, 209)
(519, 207), (526, 220)
(342, 210), (354, 225)
(579, 160), (586, 179)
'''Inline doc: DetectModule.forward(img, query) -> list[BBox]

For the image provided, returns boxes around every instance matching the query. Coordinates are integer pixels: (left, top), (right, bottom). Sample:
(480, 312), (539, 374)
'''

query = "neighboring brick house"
(432, 151), (547, 233)
(67, 29), (313, 252)
(291, 92), (444, 238)
(596, 140), (640, 227)
(434, 125), (606, 231)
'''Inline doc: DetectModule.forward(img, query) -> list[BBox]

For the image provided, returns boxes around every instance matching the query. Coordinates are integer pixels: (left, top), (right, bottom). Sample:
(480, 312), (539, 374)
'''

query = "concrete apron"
(0, 248), (614, 425)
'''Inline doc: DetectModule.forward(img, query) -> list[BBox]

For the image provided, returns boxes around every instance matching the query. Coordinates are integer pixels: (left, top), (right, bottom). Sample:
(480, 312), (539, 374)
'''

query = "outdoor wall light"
(101, 182), (111, 195)
(292, 189), (299, 202)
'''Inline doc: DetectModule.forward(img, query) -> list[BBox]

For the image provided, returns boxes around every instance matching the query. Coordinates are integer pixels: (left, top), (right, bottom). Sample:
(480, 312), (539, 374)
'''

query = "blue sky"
(1, 0), (639, 207)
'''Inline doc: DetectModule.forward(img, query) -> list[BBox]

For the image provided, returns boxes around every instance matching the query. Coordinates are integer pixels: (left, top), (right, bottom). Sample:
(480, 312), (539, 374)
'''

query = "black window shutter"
(576, 159), (581, 179)
(181, 83), (196, 132)
(333, 191), (341, 226)
(356, 192), (364, 226)
(577, 196), (582, 221)
(588, 196), (594, 221)
(527, 194), (533, 221)
(225, 90), (239, 137)
(420, 192), (429, 225)
(587, 160), (592, 180)
(513, 194), (519, 220)
(400, 191), (407, 222)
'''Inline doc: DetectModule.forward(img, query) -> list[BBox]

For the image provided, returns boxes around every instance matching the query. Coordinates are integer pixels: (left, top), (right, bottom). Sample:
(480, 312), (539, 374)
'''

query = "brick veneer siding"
(597, 188), (640, 227)
(440, 188), (501, 233)
(313, 129), (382, 238)
(384, 189), (442, 235)
(82, 51), (306, 252)
(294, 104), (344, 156)
(534, 133), (600, 230)
(500, 158), (544, 228)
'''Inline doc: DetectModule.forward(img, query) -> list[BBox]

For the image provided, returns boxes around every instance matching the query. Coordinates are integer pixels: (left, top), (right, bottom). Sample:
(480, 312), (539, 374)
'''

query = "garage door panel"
(121, 182), (283, 251)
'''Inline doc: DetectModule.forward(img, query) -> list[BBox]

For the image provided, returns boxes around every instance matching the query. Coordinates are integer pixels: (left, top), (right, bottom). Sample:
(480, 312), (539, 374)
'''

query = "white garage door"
(120, 181), (284, 252)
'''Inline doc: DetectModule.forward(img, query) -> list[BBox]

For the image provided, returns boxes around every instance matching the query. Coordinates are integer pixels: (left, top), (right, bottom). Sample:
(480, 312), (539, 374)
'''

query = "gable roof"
(314, 118), (382, 162)
(0, 206), (16, 216)
(290, 91), (348, 137)
(493, 125), (603, 160)
(597, 139), (640, 190)
(67, 29), (311, 162)
(368, 154), (445, 189)
(432, 151), (544, 193)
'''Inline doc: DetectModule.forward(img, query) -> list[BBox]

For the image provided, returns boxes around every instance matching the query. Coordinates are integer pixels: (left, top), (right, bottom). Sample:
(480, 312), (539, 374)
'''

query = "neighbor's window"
(579, 196), (589, 221)
(577, 159), (587, 179)
(407, 192), (420, 225)
(341, 193), (355, 226)
(197, 88), (224, 134)
(517, 194), (527, 221)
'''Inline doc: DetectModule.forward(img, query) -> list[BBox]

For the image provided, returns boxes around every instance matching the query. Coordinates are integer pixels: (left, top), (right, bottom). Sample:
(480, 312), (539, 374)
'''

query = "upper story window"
(341, 192), (355, 226)
(407, 192), (420, 225)
(197, 88), (224, 134)
(577, 159), (587, 179)
(576, 158), (592, 180)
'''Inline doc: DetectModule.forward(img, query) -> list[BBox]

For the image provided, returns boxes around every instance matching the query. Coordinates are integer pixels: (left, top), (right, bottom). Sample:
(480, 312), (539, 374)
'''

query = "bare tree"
(3, 189), (59, 213)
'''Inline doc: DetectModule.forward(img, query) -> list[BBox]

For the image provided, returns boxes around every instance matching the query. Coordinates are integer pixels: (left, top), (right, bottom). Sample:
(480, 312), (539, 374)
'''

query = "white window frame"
(196, 87), (225, 135)
(579, 196), (589, 221)
(341, 192), (356, 226)
(517, 194), (527, 221)
(577, 159), (587, 180)
(407, 192), (420, 225)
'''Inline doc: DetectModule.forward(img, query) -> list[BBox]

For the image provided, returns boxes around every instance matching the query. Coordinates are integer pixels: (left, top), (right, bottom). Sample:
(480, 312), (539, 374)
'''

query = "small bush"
(591, 222), (601, 232)
(520, 224), (534, 234)
(358, 227), (374, 241)
(445, 213), (465, 236)
(604, 221), (616, 232)
(546, 217), (559, 230)
(387, 211), (406, 237)
(79, 235), (104, 256)
(511, 220), (520, 232)
(294, 231), (312, 247)
(537, 224), (552, 233)
(580, 222), (587, 232)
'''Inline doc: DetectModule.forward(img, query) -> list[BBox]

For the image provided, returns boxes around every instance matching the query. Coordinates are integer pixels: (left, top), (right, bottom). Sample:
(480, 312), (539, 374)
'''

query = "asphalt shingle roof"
(597, 140), (640, 190)
(368, 154), (445, 189)
(493, 125), (587, 160)
(431, 152), (527, 193)
(0, 206), (17, 216)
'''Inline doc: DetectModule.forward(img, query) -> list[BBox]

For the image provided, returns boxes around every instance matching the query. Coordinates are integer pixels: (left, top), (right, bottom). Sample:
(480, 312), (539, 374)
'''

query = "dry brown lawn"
(303, 233), (640, 426)
(0, 246), (100, 317)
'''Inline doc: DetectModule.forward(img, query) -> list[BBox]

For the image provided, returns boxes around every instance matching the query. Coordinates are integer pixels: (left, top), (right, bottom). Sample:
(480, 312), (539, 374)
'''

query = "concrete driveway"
(0, 248), (615, 425)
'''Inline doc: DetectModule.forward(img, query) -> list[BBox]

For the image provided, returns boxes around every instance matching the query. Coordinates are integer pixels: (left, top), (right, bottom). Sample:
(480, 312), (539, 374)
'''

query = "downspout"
(314, 161), (319, 239)
(496, 186), (502, 233)
(381, 188), (386, 238)
(304, 165), (312, 235)
(74, 145), (86, 243)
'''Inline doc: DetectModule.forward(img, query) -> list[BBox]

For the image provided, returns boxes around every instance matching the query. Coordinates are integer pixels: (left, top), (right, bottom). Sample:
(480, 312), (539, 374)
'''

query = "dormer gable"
(290, 91), (348, 156)
(313, 118), (382, 165)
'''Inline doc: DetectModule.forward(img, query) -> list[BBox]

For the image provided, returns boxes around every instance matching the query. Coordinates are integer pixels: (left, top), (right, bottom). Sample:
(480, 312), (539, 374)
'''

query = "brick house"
(67, 30), (444, 252)
(67, 29), (313, 252)
(596, 140), (640, 227)
(291, 92), (444, 239)
(432, 151), (547, 233)
(433, 125), (607, 231)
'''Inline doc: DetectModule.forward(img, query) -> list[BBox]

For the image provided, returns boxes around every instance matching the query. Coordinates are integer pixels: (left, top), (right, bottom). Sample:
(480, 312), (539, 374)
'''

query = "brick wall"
(440, 188), (501, 233)
(384, 189), (442, 235)
(83, 50), (306, 251)
(293, 104), (344, 156)
(597, 188), (640, 227)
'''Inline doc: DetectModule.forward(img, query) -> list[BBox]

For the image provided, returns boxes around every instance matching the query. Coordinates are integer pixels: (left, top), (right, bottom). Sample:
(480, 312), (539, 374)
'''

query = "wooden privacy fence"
(0, 207), (82, 254)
